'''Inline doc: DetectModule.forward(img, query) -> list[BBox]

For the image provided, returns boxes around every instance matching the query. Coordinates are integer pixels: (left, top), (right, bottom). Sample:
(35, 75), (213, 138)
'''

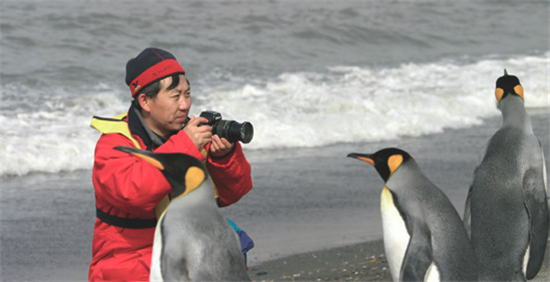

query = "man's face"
(146, 74), (191, 139)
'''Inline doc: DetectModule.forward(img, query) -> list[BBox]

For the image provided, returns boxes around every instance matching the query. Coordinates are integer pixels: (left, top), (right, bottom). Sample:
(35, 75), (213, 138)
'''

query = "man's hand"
(210, 135), (234, 158)
(183, 115), (212, 150)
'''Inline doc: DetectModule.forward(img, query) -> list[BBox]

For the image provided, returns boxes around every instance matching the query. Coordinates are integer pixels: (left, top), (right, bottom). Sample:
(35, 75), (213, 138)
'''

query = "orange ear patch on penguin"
(185, 167), (205, 194)
(495, 70), (524, 102)
(495, 88), (505, 103)
(514, 84), (524, 100)
(388, 154), (404, 176)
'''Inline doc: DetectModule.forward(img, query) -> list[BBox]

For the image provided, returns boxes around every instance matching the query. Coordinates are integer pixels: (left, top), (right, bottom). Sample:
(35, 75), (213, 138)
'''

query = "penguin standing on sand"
(114, 146), (250, 282)
(348, 148), (478, 282)
(463, 71), (548, 281)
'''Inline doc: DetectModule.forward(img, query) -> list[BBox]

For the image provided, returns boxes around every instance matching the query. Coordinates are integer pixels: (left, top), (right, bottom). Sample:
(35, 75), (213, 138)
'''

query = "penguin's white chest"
(380, 186), (440, 282)
(150, 213), (166, 282)
(381, 186), (410, 282)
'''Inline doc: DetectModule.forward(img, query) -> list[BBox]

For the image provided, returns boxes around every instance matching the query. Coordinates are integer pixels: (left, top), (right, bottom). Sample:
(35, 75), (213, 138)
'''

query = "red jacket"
(88, 109), (253, 281)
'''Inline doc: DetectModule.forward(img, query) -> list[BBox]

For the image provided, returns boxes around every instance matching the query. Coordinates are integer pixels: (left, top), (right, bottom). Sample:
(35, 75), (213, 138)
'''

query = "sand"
(249, 240), (392, 282)
(248, 238), (550, 282)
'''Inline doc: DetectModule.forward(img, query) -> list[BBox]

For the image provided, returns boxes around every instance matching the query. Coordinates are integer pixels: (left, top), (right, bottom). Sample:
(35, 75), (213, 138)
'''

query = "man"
(88, 48), (253, 281)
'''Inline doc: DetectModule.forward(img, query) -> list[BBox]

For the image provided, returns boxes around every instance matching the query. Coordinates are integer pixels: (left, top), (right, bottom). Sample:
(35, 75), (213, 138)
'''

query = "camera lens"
(237, 121), (253, 144)
(213, 120), (254, 144)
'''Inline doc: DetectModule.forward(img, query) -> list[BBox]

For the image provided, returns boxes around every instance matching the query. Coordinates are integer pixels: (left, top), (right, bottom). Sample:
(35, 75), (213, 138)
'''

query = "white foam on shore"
(1, 53), (548, 176)
(198, 53), (549, 150)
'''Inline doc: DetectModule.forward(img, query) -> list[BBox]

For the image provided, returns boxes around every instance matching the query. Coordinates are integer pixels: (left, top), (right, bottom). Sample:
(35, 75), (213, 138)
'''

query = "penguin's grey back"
(471, 123), (544, 281)
(158, 183), (249, 281)
(388, 161), (478, 281)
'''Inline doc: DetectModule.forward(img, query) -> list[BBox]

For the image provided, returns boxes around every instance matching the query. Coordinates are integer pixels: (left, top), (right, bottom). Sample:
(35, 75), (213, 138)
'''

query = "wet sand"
(248, 238), (550, 282)
(249, 240), (392, 282)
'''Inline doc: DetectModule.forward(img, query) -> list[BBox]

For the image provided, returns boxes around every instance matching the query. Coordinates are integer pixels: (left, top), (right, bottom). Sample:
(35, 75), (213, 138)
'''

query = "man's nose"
(179, 98), (190, 110)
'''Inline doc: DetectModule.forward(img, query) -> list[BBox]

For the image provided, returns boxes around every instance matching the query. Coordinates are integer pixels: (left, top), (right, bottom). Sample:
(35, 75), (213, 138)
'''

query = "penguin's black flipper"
(523, 164), (549, 279)
(462, 183), (473, 235)
(400, 213), (433, 281)
(114, 146), (208, 199)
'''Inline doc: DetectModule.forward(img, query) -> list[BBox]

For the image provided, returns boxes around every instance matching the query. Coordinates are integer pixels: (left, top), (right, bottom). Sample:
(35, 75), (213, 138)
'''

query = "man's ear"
(138, 93), (151, 113)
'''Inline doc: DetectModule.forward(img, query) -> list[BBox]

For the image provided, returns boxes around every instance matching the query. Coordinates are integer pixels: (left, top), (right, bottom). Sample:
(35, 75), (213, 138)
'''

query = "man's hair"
(132, 73), (182, 111)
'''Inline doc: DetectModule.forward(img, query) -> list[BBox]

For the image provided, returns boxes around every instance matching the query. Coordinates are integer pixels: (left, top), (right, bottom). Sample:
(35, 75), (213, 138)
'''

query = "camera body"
(200, 111), (253, 144)
(199, 111), (223, 127)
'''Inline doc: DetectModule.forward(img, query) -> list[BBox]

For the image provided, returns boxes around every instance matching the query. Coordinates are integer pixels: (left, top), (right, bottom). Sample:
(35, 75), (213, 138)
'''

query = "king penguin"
(348, 148), (478, 282)
(114, 146), (251, 282)
(463, 71), (549, 281)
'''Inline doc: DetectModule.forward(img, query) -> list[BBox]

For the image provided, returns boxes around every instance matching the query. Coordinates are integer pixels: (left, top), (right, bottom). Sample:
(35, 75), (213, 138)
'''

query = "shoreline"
(249, 237), (550, 282)
(249, 240), (391, 282)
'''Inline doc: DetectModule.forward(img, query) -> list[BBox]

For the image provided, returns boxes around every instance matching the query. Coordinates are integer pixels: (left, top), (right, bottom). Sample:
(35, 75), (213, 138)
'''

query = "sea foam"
(1, 53), (548, 176)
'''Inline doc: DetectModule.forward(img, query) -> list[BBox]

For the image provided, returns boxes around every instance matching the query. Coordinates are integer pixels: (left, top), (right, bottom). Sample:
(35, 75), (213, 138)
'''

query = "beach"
(249, 240), (392, 282)
(249, 238), (550, 282)
(1, 1), (549, 281)
(1, 109), (548, 281)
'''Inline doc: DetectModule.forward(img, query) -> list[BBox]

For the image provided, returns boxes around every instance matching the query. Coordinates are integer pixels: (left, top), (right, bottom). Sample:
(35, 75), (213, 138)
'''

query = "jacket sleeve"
(206, 141), (253, 207)
(93, 130), (205, 215)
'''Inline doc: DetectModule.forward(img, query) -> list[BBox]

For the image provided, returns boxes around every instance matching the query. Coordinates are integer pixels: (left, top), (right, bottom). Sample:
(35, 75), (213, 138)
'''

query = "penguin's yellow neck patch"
(495, 85), (524, 102)
(186, 166), (205, 192)
(172, 166), (205, 200)
(388, 154), (403, 176)
(495, 88), (504, 103)
(514, 85), (524, 100)
(131, 153), (165, 170)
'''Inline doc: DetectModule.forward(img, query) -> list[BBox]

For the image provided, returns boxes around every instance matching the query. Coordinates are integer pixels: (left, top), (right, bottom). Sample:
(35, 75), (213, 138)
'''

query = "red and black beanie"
(125, 48), (186, 98)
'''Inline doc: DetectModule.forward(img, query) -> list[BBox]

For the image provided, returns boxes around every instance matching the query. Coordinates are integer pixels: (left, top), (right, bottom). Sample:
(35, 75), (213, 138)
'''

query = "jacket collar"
(127, 105), (167, 151)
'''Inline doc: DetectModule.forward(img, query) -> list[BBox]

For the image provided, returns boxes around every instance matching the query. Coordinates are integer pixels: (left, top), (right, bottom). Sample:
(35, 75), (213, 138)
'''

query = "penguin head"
(347, 147), (413, 182)
(114, 146), (208, 199)
(495, 69), (524, 103)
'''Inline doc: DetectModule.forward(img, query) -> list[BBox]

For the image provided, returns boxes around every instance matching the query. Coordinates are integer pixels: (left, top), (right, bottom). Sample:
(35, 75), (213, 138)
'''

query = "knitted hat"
(125, 48), (186, 98)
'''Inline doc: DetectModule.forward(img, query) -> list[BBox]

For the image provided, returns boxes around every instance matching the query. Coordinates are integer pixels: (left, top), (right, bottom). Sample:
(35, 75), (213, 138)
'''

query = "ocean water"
(0, 1), (549, 281)
(1, 0), (548, 177)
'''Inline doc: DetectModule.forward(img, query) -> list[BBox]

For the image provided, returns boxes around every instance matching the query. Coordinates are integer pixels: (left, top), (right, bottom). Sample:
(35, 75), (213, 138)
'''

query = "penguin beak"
(347, 153), (375, 166)
(114, 146), (165, 170)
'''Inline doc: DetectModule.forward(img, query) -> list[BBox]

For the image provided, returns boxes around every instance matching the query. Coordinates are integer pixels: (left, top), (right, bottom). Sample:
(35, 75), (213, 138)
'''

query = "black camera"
(199, 111), (254, 144)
